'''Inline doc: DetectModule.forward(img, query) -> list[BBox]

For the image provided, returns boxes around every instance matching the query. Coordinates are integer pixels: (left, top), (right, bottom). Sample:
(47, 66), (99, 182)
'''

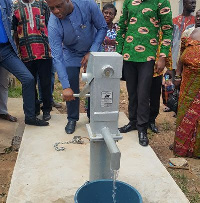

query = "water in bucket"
(74, 179), (142, 203)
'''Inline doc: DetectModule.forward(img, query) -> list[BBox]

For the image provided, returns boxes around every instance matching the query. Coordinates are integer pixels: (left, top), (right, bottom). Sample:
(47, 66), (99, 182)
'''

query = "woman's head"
(102, 4), (117, 25)
(195, 9), (200, 28)
(190, 27), (200, 41)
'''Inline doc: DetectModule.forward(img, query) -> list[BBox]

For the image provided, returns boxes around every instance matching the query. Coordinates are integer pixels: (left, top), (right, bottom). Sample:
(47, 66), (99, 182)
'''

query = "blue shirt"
(0, 8), (8, 43)
(48, 0), (107, 89)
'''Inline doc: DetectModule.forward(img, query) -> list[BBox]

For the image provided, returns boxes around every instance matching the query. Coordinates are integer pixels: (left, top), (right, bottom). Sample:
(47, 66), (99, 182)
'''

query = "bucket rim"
(74, 179), (143, 202)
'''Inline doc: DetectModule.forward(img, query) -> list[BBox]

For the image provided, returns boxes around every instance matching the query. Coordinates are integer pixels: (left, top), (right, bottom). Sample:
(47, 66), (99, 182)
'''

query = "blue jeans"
(0, 42), (35, 119)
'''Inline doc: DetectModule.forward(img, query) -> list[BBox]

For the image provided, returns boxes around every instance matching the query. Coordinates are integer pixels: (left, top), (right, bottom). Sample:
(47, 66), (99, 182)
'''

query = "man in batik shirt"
(117, 0), (173, 146)
(12, 0), (52, 121)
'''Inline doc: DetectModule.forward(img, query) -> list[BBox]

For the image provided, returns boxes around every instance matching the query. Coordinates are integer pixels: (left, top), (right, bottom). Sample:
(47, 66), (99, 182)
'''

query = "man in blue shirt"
(0, 0), (48, 126)
(47, 0), (107, 134)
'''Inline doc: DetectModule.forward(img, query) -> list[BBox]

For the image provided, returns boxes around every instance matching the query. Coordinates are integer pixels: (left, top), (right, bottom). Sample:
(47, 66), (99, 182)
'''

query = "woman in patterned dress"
(102, 4), (117, 52)
(174, 27), (200, 158)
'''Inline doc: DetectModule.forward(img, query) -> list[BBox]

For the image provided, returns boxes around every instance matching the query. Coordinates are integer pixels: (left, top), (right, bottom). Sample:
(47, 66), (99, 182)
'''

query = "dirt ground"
(0, 81), (200, 203)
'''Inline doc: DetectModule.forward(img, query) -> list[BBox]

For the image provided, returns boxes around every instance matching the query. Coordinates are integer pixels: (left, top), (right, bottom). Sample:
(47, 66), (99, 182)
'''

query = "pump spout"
(101, 127), (121, 171)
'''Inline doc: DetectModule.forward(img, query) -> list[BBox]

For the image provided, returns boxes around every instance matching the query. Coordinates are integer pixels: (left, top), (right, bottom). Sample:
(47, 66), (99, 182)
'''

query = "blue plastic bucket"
(74, 180), (142, 203)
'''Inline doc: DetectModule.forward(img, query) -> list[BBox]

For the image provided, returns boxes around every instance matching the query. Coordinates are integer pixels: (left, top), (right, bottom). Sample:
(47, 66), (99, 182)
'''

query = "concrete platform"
(7, 113), (189, 203)
(0, 98), (61, 153)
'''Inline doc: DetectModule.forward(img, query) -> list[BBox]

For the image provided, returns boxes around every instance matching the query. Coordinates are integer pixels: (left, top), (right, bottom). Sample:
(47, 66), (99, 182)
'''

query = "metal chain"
(54, 136), (85, 151)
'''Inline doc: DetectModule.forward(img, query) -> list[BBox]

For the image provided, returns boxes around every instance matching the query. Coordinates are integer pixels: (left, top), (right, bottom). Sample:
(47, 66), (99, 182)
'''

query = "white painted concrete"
(7, 113), (189, 203)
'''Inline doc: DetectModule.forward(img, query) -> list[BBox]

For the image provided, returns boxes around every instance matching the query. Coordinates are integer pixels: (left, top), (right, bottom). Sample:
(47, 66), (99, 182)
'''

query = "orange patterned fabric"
(153, 30), (172, 77)
(181, 38), (200, 68)
(174, 37), (200, 158)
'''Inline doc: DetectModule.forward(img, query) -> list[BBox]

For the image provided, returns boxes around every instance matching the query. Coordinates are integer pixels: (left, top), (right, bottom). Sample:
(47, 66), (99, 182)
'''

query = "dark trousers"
(24, 59), (52, 113)
(66, 66), (80, 121)
(149, 75), (163, 123)
(38, 65), (55, 103)
(0, 42), (35, 119)
(65, 66), (90, 121)
(123, 60), (155, 132)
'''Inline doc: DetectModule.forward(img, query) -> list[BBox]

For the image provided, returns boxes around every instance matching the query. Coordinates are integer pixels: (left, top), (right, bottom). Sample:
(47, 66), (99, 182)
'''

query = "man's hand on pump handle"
(62, 53), (90, 101)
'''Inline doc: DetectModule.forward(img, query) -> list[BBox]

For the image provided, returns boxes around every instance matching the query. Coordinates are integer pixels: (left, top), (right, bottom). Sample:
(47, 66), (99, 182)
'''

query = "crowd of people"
(0, 0), (199, 158)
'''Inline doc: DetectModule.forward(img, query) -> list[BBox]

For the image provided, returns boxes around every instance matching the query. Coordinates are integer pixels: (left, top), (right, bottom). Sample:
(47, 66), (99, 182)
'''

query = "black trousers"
(66, 66), (80, 121)
(149, 75), (163, 123)
(24, 59), (52, 113)
(123, 60), (155, 132)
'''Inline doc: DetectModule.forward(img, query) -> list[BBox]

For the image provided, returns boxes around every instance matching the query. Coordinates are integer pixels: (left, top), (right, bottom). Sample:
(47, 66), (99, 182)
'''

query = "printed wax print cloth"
(153, 29), (172, 77)
(116, 0), (173, 62)
(12, 0), (51, 62)
(174, 37), (200, 158)
(103, 23), (117, 52)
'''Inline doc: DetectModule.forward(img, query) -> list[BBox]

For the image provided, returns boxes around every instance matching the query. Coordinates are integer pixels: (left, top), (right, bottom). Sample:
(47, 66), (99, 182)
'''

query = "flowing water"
(112, 170), (119, 203)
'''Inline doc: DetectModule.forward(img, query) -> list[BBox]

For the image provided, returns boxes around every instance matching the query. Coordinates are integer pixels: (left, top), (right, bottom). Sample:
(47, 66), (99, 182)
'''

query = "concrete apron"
(7, 113), (189, 203)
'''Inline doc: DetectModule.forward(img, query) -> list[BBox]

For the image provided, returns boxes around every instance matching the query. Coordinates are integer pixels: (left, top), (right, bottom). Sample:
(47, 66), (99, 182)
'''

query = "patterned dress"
(174, 37), (200, 158)
(103, 24), (117, 52)
(116, 0), (173, 62)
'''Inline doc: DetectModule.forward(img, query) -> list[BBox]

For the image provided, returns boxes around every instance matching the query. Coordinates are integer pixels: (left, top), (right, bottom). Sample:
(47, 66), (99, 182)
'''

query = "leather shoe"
(119, 122), (137, 133)
(0, 114), (17, 122)
(25, 117), (49, 126)
(65, 121), (76, 134)
(149, 123), (159, 133)
(43, 112), (51, 121)
(52, 101), (62, 108)
(138, 132), (149, 146)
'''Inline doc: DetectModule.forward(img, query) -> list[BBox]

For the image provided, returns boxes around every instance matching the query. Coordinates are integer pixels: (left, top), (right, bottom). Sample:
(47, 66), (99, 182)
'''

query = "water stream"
(112, 170), (119, 203)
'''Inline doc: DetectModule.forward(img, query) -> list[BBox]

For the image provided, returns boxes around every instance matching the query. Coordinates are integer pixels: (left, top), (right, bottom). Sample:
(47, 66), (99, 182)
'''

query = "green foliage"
(4, 146), (13, 154)
(8, 85), (22, 98)
(147, 129), (155, 140)
(190, 194), (200, 203)
(52, 77), (63, 102)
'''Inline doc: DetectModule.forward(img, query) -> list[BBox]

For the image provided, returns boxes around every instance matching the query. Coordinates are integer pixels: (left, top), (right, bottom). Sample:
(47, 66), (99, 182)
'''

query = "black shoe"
(25, 117), (49, 126)
(43, 112), (51, 121)
(65, 121), (76, 134)
(149, 123), (159, 133)
(138, 132), (149, 147)
(36, 111), (40, 116)
(52, 101), (62, 108)
(119, 123), (137, 133)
